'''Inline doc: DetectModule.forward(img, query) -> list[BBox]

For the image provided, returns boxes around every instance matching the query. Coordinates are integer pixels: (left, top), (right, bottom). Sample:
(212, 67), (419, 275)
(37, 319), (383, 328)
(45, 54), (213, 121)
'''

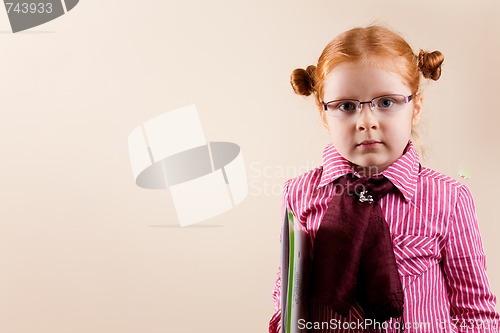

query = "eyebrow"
(324, 92), (399, 101)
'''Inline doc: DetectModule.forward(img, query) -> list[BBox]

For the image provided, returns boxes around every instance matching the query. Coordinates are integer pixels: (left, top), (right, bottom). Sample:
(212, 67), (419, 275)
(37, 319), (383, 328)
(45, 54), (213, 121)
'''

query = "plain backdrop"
(0, 1), (499, 332)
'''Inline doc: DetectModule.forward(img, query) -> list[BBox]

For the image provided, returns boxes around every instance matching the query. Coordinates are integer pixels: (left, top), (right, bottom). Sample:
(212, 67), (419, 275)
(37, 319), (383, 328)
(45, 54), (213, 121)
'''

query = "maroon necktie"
(310, 174), (404, 322)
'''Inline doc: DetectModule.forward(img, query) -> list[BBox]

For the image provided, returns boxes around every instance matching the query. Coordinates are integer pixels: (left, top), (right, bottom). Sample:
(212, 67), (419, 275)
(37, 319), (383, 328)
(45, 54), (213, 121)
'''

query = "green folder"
(281, 209), (309, 333)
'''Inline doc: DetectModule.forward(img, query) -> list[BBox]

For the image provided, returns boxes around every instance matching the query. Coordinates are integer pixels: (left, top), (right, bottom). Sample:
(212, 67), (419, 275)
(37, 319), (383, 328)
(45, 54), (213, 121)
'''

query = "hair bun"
(418, 50), (444, 81)
(290, 65), (316, 96)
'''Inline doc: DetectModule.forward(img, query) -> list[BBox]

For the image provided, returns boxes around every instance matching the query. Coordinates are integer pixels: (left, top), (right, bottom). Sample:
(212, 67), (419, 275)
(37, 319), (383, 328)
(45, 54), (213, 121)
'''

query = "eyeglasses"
(321, 94), (414, 117)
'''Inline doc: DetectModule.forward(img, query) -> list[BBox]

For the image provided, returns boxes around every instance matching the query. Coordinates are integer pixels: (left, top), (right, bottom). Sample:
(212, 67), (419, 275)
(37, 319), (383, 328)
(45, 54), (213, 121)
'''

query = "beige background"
(0, 1), (499, 332)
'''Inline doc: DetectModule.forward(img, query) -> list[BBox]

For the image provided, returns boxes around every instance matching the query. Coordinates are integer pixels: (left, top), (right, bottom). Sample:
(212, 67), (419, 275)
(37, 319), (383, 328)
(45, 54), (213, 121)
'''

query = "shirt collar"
(318, 141), (420, 202)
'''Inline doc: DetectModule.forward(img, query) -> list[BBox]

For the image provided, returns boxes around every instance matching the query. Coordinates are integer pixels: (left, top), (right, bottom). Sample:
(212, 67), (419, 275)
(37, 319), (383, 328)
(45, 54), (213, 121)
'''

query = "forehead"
(323, 59), (411, 100)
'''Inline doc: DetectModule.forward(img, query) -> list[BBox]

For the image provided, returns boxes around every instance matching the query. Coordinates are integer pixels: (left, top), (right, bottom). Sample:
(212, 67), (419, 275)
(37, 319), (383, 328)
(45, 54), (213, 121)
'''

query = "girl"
(269, 25), (499, 333)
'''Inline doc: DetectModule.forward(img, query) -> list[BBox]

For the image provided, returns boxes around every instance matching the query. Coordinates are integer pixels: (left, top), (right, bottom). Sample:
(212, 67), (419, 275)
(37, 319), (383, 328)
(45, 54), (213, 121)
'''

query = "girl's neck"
(352, 164), (386, 178)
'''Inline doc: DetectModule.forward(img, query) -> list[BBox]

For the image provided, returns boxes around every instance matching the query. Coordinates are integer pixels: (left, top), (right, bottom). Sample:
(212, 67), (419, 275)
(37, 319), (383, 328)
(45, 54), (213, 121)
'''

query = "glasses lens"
(325, 100), (359, 117)
(372, 95), (408, 112)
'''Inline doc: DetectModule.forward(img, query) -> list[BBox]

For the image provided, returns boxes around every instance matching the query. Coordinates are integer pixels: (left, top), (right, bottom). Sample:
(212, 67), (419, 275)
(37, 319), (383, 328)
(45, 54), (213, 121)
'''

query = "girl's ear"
(412, 92), (423, 126)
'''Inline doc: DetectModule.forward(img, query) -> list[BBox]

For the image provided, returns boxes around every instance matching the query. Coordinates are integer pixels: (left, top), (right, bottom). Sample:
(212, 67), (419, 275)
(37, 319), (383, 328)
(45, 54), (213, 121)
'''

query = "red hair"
(290, 25), (444, 112)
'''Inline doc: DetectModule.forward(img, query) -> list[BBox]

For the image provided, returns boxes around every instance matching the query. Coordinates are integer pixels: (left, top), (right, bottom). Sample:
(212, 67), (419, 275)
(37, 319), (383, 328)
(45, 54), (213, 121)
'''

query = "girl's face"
(322, 61), (422, 176)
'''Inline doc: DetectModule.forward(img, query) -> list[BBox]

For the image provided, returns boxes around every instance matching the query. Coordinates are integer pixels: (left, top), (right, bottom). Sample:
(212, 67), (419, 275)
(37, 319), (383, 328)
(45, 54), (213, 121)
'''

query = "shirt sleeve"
(442, 184), (500, 332)
(269, 179), (292, 333)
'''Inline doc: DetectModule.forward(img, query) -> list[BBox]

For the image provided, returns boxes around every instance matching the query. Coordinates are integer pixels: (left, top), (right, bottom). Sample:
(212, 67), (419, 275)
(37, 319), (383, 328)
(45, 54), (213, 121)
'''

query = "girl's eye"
(337, 101), (357, 112)
(377, 98), (396, 109)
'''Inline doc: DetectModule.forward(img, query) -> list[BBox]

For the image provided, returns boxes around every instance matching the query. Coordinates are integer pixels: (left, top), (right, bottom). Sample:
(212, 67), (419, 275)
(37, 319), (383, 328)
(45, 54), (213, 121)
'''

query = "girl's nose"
(356, 104), (379, 131)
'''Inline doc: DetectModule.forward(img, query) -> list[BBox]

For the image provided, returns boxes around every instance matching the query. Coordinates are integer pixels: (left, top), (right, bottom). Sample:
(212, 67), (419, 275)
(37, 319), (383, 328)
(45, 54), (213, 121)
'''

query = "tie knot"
(344, 175), (394, 203)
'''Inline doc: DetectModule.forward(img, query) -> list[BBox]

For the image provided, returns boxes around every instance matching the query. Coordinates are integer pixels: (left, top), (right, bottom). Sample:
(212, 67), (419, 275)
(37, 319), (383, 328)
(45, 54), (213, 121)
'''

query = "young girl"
(269, 25), (499, 333)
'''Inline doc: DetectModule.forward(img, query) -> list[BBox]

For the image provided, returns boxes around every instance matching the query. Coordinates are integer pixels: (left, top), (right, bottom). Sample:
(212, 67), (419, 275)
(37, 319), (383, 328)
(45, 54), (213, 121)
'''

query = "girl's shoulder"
(418, 165), (474, 203)
(419, 165), (464, 188)
(281, 165), (324, 223)
(283, 165), (324, 197)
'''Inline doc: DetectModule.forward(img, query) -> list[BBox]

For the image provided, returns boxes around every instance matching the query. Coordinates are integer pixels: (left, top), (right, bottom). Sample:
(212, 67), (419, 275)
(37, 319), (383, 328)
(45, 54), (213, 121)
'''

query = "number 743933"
(5, 2), (53, 14)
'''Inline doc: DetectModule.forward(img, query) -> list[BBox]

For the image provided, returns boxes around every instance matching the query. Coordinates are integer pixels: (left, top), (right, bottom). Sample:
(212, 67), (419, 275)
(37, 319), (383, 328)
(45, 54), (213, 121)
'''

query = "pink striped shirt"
(269, 141), (499, 333)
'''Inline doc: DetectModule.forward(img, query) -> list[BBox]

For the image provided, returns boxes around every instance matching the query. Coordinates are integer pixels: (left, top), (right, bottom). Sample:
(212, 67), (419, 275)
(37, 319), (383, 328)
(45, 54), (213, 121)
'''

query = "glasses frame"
(321, 94), (414, 114)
